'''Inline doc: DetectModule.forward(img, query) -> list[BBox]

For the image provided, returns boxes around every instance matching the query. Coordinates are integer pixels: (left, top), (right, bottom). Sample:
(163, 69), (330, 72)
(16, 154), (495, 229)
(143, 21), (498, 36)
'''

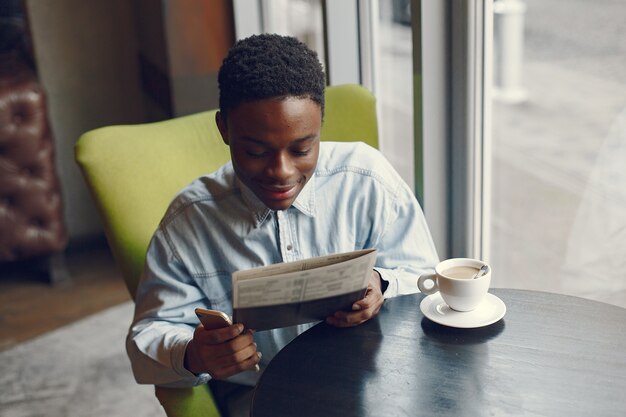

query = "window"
(376, 1), (415, 190)
(489, 0), (626, 306)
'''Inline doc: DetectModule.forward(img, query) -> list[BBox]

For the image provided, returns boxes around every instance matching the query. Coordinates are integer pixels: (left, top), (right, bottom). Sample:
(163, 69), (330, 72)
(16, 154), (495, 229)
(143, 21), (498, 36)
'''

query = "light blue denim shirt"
(126, 141), (438, 388)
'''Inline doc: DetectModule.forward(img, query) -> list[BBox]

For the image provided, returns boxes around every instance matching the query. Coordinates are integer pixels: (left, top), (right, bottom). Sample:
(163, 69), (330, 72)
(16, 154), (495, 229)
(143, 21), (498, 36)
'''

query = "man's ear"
(215, 111), (229, 146)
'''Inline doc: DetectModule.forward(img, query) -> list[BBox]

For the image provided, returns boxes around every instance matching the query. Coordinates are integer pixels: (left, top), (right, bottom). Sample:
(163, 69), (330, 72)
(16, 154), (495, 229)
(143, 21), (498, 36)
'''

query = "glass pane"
(378, 0), (415, 189)
(261, 0), (325, 69)
(490, 0), (626, 307)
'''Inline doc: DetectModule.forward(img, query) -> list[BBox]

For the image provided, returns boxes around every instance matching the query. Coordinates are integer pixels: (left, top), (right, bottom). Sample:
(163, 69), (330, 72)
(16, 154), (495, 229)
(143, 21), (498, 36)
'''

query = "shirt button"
(286, 244), (293, 251)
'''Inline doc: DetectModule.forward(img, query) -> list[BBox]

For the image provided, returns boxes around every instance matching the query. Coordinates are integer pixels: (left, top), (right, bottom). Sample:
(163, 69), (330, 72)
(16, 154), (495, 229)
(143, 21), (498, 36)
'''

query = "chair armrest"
(155, 385), (221, 417)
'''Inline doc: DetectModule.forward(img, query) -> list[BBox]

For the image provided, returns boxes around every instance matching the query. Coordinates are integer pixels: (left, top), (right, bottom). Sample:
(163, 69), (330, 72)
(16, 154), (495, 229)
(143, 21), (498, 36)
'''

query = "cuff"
(373, 267), (397, 298)
(171, 335), (211, 385)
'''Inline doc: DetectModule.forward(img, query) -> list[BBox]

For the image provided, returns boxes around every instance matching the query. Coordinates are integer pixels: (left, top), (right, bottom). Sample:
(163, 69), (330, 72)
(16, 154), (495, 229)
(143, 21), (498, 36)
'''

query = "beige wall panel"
(26, 0), (144, 241)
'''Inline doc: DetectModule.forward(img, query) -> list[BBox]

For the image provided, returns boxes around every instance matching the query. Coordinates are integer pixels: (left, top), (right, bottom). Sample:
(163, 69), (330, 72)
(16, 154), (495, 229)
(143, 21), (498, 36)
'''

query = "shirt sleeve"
(126, 228), (211, 388)
(373, 180), (439, 298)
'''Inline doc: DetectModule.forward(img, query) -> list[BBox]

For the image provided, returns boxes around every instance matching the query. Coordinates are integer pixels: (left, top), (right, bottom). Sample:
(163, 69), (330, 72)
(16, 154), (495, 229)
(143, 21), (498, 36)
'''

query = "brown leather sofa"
(0, 53), (68, 282)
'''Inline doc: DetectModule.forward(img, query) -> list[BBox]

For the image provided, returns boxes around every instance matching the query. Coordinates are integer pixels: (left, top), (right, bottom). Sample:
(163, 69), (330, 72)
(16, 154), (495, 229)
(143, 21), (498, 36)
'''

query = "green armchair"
(74, 83), (378, 417)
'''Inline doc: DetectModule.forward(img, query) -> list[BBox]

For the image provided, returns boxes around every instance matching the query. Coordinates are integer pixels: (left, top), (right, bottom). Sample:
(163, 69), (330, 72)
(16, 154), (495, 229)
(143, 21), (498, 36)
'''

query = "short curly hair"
(218, 34), (326, 119)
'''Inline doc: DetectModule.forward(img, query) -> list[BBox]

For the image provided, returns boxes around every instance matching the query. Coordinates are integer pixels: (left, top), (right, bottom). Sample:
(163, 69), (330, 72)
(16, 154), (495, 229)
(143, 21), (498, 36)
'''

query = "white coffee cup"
(417, 258), (491, 312)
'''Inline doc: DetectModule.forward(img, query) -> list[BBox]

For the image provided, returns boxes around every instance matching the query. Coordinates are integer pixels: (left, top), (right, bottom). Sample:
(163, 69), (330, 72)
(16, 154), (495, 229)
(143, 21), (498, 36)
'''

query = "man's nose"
(265, 151), (296, 181)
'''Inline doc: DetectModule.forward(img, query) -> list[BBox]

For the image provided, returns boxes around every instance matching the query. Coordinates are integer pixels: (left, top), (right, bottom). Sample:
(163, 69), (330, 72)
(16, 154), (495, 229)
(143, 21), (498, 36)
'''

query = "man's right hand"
(184, 323), (261, 379)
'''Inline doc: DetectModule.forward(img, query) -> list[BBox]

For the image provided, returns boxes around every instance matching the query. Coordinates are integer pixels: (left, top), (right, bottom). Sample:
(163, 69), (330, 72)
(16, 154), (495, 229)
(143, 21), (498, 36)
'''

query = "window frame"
(414, 0), (493, 260)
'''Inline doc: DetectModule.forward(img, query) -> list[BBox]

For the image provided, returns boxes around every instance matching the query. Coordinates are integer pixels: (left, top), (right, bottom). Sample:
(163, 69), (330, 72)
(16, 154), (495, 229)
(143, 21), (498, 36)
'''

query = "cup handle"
(417, 273), (438, 295)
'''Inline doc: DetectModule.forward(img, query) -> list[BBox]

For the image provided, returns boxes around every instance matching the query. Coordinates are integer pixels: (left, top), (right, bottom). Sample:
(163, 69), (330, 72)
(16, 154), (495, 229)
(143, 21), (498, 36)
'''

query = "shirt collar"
(238, 175), (317, 227)
(292, 175), (316, 217)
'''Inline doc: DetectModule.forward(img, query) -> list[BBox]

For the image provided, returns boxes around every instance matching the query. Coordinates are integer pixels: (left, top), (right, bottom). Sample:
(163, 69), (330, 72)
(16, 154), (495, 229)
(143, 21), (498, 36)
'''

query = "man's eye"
(291, 148), (311, 156)
(246, 150), (268, 158)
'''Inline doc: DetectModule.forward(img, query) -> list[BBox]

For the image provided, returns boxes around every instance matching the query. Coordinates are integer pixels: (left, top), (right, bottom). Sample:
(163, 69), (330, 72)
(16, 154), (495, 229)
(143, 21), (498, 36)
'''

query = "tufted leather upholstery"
(0, 55), (67, 263)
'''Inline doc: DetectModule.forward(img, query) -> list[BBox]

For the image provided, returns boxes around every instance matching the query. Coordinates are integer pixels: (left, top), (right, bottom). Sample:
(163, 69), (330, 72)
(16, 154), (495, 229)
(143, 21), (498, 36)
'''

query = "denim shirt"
(126, 141), (439, 388)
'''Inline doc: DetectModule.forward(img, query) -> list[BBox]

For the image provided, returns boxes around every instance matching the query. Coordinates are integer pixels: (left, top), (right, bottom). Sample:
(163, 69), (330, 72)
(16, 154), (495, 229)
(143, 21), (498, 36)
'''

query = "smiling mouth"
(260, 184), (296, 192)
(258, 182), (299, 200)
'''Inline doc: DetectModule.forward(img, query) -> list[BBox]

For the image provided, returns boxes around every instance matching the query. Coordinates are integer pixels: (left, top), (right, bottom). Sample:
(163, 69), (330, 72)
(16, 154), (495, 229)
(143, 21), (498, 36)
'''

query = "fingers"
(187, 324), (261, 378)
(326, 285), (384, 328)
(195, 323), (245, 345)
(326, 304), (379, 327)
(352, 285), (378, 310)
(210, 350), (262, 380)
(326, 311), (368, 327)
(205, 340), (262, 380)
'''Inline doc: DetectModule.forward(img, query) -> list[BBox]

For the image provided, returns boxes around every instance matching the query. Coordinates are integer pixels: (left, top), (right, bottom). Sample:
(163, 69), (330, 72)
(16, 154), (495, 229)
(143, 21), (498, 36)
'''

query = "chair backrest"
(75, 83), (378, 299)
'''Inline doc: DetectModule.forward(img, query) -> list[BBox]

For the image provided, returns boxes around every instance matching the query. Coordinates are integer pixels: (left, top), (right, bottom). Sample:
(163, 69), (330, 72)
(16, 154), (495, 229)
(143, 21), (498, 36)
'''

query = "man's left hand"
(326, 270), (384, 327)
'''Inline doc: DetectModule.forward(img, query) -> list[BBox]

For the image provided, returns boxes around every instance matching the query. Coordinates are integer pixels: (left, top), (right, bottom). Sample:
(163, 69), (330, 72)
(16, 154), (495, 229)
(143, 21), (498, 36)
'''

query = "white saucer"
(420, 292), (506, 328)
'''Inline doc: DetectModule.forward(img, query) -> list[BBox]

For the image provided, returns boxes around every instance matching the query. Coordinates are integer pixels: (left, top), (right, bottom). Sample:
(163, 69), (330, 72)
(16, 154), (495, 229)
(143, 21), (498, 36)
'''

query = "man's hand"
(184, 323), (261, 379)
(326, 270), (385, 328)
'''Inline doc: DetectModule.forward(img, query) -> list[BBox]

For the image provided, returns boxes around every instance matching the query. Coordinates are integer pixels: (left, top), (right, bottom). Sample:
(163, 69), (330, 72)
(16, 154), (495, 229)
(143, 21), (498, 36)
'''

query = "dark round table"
(251, 289), (626, 417)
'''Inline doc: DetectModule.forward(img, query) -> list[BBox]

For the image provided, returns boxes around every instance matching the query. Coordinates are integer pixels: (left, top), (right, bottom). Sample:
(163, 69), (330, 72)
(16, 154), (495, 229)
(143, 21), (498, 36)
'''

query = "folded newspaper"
(232, 248), (377, 331)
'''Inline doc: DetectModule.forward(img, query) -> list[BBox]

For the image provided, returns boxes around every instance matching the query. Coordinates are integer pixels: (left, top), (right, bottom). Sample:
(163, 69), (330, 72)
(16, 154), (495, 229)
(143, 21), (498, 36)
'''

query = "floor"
(0, 293), (163, 417)
(0, 241), (130, 351)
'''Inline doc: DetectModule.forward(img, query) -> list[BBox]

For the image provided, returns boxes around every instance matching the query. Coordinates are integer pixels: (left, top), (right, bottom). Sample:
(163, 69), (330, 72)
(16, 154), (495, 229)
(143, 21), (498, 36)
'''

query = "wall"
(165, 0), (233, 116)
(134, 0), (234, 119)
(25, 0), (234, 243)
(26, 0), (145, 241)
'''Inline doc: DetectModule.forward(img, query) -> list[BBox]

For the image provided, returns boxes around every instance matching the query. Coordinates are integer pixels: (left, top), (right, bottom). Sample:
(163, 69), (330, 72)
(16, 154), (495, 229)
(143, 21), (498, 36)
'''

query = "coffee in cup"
(417, 258), (491, 311)
(442, 265), (480, 279)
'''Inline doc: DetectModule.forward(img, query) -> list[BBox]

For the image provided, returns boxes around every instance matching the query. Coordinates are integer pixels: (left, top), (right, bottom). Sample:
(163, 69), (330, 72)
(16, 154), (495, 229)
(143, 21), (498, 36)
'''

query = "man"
(127, 34), (438, 416)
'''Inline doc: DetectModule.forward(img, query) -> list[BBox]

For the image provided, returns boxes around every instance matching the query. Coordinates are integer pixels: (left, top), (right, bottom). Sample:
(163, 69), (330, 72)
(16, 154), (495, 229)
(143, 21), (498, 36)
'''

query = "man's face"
(216, 97), (322, 211)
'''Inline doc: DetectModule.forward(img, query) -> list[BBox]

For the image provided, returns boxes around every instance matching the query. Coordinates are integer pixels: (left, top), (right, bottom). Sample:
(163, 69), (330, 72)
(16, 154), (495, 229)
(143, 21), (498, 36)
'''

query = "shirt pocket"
(194, 271), (233, 315)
